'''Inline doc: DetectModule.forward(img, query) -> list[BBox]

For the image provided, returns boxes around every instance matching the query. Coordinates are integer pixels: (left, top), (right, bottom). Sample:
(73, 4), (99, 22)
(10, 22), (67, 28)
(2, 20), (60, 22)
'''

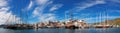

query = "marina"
(0, 0), (120, 33)
(1, 20), (119, 30)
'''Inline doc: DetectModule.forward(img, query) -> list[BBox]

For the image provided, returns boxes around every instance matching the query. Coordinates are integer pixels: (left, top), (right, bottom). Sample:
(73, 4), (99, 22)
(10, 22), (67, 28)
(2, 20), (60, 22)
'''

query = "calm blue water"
(0, 28), (120, 33)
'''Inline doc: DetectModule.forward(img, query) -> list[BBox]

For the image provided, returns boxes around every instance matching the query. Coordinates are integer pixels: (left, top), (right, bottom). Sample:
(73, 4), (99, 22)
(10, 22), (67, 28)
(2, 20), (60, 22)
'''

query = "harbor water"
(0, 28), (120, 33)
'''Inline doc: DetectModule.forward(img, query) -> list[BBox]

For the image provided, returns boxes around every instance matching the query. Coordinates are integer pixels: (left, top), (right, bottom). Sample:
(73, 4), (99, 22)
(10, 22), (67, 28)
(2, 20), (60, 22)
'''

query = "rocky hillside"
(93, 18), (120, 26)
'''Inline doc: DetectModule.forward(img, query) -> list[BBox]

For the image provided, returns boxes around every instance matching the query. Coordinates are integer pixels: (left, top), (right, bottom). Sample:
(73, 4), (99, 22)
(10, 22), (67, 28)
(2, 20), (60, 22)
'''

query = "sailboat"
(3, 8), (34, 30)
(94, 12), (113, 28)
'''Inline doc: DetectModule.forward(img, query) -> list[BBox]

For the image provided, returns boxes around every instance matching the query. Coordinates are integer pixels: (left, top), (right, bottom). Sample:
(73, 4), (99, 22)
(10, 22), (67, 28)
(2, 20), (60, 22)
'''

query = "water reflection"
(0, 28), (120, 33)
(0, 28), (15, 33)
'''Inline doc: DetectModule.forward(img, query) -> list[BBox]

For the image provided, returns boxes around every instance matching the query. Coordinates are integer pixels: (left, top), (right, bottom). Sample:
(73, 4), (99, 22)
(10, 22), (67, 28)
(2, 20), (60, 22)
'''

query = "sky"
(0, 0), (120, 24)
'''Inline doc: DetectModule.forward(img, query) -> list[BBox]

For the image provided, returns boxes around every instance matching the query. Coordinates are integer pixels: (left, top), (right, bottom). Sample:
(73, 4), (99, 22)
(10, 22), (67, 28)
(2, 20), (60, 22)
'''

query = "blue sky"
(0, 0), (120, 24)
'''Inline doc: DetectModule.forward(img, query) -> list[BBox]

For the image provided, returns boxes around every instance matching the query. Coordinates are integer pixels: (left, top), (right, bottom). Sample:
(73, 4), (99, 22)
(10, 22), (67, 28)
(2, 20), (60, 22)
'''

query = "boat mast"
(69, 10), (73, 22)
(65, 11), (67, 22)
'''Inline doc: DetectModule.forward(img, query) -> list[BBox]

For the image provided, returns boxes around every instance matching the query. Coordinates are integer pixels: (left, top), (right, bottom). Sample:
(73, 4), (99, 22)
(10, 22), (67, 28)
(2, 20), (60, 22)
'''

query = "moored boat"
(4, 24), (34, 30)
(94, 25), (113, 28)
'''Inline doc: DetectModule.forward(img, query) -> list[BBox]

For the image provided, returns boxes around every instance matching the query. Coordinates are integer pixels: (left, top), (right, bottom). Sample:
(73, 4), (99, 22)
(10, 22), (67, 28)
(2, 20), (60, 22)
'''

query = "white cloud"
(0, 7), (21, 25)
(33, 7), (57, 22)
(80, 15), (120, 23)
(82, 16), (120, 20)
(33, 7), (41, 17)
(76, 0), (105, 11)
(0, 7), (9, 12)
(0, 0), (8, 7)
(33, 0), (52, 15)
(65, 0), (106, 16)
(32, 0), (57, 22)
(0, 0), (21, 25)
(39, 13), (56, 22)
(27, 0), (33, 10)
(109, 10), (120, 13)
(50, 4), (63, 11)
(36, 0), (49, 5)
